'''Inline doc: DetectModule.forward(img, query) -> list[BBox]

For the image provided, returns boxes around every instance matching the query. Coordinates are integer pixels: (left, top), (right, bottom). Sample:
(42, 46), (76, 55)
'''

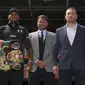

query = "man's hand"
(36, 60), (46, 69)
(52, 66), (59, 79)
(26, 62), (33, 72)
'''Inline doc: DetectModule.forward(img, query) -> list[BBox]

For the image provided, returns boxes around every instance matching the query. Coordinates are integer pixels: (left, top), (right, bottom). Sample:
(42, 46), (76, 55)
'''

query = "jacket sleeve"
(52, 29), (61, 66)
(23, 28), (31, 49)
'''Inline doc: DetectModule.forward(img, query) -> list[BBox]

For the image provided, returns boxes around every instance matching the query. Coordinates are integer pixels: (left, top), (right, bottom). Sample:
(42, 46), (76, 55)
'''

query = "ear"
(76, 15), (78, 19)
(65, 15), (66, 20)
(8, 15), (11, 20)
(47, 22), (48, 26)
(17, 15), (20, 20)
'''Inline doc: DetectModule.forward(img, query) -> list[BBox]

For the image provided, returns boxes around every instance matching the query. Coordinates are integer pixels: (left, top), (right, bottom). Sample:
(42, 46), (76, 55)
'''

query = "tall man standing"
(0, 7), (31, 85)
(52, 7), (85, 85)
(28, 15), (56, 85)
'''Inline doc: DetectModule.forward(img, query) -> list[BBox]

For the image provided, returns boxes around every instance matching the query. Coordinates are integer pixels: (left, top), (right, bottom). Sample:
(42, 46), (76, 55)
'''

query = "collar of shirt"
(66, 23), (78, 30)
(66, 23), (77, 45)
(38, 29), (46, 40)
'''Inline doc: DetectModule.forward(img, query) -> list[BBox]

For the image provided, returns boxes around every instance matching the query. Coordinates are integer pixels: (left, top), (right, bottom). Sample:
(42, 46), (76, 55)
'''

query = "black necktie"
(39, 31), (44, 61)
(41, 31), (43, 41)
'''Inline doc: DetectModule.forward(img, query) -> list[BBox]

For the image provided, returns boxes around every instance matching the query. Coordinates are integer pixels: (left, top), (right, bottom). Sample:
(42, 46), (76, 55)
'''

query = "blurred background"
(0, 0), (85, 33)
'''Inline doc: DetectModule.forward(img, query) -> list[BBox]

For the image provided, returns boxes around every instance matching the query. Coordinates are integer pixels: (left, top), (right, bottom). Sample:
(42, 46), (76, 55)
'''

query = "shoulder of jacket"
(56, 25), (66, 32)
(29, 31), (37, 36)
(47, 31), (55, 36)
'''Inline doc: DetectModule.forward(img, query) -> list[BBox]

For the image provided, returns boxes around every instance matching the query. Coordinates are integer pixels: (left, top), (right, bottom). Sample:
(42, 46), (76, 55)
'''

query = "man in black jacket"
(0, 7), (31, 85)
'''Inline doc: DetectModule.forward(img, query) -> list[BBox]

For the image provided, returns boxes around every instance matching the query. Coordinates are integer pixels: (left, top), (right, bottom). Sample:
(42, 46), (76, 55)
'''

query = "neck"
(8, 21), (19, 28)
(67, 21), (77, 27)
(39, 29), (46, 31)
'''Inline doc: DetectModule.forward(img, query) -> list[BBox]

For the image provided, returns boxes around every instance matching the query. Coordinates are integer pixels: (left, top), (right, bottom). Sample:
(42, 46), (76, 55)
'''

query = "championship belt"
(7, 40), (23, 70)
(0, 40), (10, 71)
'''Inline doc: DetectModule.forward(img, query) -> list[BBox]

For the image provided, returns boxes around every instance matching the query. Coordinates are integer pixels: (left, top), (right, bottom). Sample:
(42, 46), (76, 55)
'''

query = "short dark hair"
(66, 7), (77, 14)
(9, 7), (19, 15)
(37, 15), (48, 22)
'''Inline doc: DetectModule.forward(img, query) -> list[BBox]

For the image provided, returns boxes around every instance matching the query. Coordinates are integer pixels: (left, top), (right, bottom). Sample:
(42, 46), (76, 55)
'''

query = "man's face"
(65, 9), (78, 23)
(8, 12), (19, 22)
(37, 17), (48, 30)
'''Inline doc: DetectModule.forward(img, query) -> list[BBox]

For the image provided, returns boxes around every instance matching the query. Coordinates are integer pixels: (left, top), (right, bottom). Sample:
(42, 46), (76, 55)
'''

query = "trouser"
(59, 68), (85, 85)
(2, 66), (24, 85)
(0, 71), (3, 85)
(28, 68), (56, 85)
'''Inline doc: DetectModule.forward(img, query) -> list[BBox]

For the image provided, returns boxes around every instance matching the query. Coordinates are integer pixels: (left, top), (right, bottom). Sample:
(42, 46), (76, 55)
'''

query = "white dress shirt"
(67, 23), (77, 45)
(38, 29), (46, 41)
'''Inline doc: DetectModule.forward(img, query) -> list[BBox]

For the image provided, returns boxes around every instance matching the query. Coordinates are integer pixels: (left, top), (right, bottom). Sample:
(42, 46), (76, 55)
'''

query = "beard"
(38, 26), (46, 30)
(67, 19), (76, 23)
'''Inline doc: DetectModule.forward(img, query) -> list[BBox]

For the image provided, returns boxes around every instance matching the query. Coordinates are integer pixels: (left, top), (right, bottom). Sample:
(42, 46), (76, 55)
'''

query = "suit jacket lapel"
(34, 31), (39, 58)
(71, 24), (80, 46)
(63, 24), (80, 47)
(63, 25), (71, 47)
(43, 31), (49, 60)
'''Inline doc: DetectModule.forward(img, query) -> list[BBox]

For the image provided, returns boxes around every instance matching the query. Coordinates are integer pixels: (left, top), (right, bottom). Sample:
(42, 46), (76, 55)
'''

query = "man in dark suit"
(52, 7), (85, 85)
(28, 15), (56, 85)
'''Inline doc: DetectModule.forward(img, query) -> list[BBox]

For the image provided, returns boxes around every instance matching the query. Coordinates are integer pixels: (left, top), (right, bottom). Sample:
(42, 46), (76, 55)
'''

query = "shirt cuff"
(35, 59), (39, 64)
(28, 60), (33, 64)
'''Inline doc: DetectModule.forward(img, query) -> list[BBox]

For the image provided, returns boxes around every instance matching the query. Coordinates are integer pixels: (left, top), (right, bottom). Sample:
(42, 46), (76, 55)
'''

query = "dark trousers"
(28, 68), (56, 85)
(0, 71), (3, 85)
(2, 69), (23, 85)
(59, 69), (85, 85)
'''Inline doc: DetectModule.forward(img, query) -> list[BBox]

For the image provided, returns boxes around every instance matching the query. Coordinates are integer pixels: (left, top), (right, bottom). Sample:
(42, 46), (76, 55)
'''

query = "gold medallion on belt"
(7, 41), (23, 70)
